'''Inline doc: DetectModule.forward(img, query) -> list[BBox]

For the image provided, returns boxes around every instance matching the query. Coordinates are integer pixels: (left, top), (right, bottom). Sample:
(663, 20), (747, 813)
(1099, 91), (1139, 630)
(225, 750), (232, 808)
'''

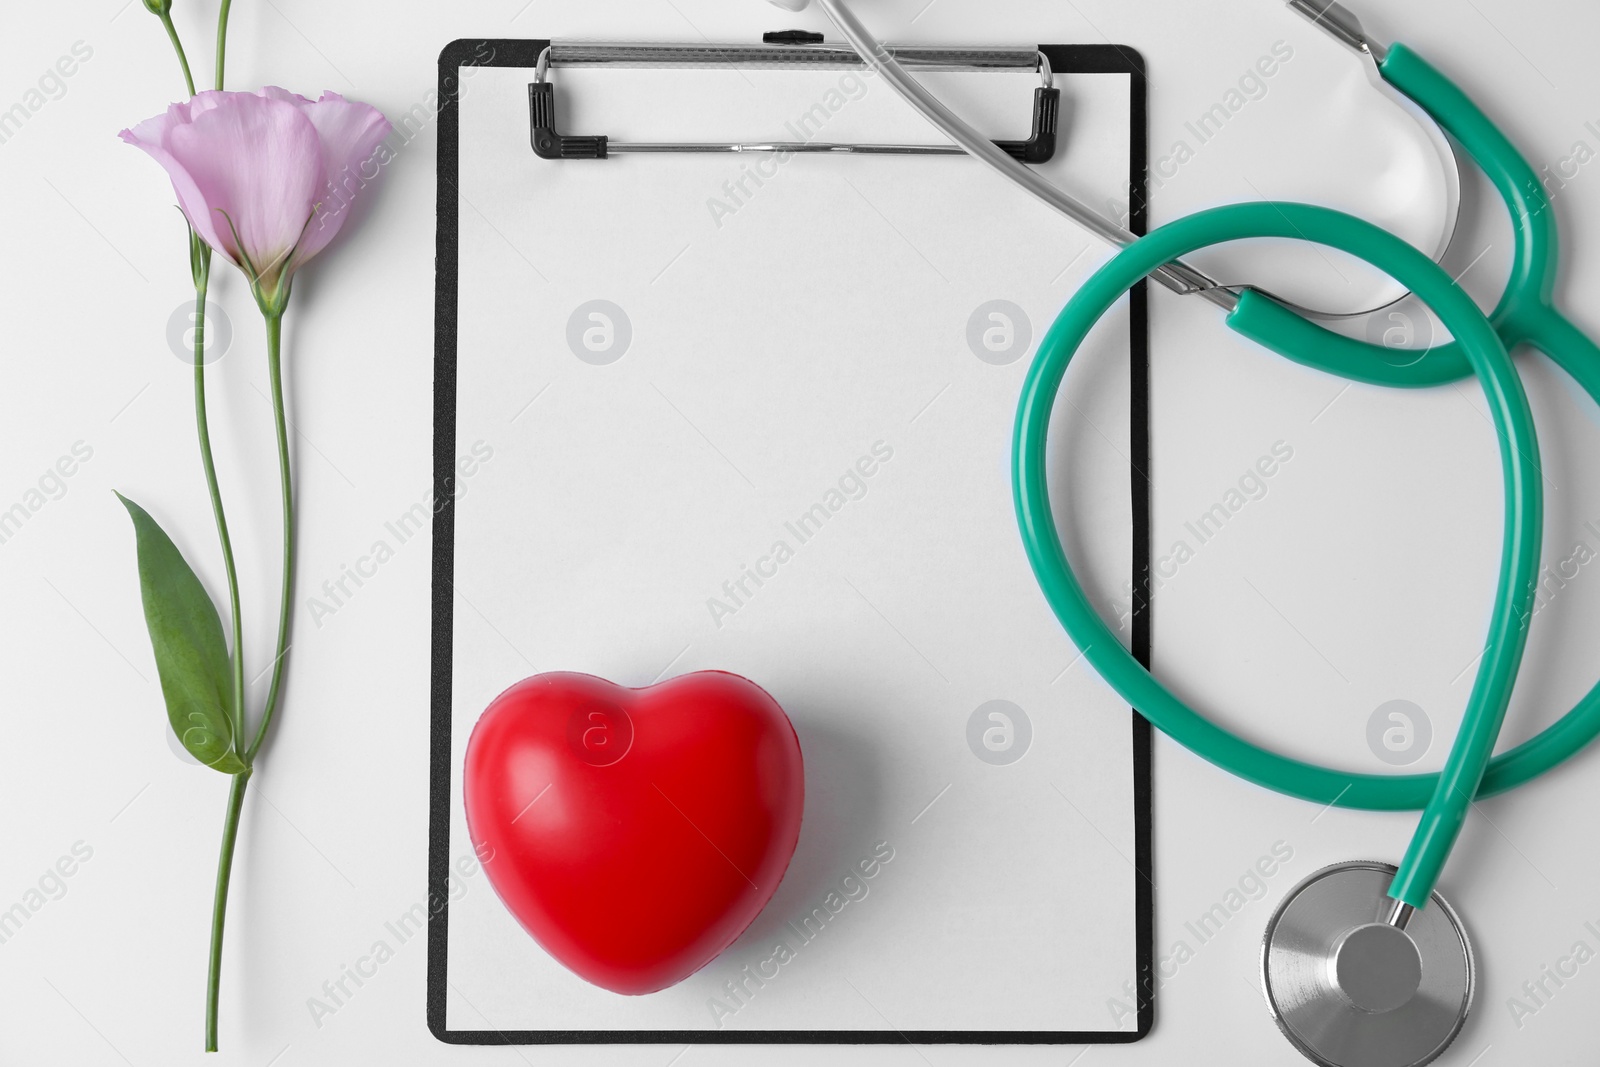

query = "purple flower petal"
(284, 90), (392, 267)
(121, 87), (391, 291)
(169, 95), (325, 277)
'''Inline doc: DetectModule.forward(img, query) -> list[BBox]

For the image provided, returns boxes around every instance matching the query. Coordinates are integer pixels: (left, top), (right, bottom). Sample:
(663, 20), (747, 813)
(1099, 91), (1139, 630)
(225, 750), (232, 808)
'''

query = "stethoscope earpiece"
(1263, 862), (1473, 1067)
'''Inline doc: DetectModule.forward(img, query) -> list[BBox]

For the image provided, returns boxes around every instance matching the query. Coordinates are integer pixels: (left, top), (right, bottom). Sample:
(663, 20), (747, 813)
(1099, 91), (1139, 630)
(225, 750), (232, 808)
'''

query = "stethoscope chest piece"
(1261, 862), (1473, 1067)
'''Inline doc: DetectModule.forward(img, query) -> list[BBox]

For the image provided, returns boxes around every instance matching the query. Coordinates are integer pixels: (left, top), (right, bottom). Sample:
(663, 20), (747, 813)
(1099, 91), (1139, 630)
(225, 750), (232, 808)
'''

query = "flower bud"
(142, 0), (172, 14)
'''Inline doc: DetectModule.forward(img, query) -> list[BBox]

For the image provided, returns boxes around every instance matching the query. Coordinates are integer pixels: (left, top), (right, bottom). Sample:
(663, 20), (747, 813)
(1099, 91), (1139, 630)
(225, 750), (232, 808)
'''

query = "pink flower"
(121, 87), (390, 302)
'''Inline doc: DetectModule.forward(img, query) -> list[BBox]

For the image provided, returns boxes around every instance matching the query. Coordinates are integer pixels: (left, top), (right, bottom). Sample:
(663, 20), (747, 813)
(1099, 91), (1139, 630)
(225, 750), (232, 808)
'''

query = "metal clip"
(528, 37), (1062, 162)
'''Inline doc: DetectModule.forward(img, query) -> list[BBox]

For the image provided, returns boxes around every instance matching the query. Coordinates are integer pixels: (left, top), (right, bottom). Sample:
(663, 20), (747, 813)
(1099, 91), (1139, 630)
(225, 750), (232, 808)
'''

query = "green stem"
(214, 0), (233, 91)
(205, 770), (250, 1053)
(193, 256), (247, 743)
(247, 312), (293, 762)
(156, 11), (196, 97)
(164, 7), (245, 1053)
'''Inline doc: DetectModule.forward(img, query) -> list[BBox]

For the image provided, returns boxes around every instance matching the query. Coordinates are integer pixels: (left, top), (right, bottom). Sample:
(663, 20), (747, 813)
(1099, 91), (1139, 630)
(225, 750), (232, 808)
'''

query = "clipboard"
(429, 32), (1155, 1045)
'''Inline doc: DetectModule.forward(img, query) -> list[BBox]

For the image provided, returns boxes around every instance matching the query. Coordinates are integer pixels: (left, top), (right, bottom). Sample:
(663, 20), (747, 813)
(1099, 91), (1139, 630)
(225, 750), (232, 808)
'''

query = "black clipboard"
(428, 36), (1154, 1046)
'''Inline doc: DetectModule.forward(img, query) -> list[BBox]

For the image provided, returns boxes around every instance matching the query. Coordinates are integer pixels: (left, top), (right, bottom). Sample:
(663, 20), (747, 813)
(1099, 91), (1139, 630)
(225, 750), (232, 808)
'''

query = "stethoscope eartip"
(1262, 861), (1472, 1067)
(765, 0), (812, 10)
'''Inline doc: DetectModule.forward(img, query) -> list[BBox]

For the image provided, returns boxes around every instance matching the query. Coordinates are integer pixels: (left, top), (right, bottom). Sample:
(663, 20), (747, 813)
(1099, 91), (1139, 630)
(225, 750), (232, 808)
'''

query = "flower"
(121, 87), (390, 311)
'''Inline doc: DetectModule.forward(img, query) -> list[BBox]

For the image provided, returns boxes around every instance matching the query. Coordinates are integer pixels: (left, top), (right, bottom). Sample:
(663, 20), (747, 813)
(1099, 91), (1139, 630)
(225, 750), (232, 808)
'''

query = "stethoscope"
(768, 0), (1600, 1063)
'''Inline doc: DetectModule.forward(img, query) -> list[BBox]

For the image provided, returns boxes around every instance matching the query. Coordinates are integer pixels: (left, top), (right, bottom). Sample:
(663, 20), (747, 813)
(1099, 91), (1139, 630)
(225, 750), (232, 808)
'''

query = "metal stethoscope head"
(1262, 862), (1474, 1067)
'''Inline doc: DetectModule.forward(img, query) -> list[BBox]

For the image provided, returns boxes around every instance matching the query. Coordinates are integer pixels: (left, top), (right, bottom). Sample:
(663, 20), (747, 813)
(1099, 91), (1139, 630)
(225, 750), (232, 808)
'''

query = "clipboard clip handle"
(1007, 85), (1059, 165)
(528, 41), (1060, 163)
(529, 81), (609, 159)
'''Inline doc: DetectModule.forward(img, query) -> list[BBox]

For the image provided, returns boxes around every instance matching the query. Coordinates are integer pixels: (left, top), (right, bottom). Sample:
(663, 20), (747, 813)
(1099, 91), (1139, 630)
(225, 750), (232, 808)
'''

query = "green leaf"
(117, 493), (247, 774)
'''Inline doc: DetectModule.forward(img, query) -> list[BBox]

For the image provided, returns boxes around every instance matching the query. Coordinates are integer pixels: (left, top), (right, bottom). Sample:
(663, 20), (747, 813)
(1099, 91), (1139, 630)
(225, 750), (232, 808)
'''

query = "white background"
(3, 0), (1600, 1065)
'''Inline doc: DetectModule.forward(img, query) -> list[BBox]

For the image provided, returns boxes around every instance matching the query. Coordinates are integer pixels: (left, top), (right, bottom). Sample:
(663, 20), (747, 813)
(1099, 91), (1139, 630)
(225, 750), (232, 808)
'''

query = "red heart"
(463, 671), (805, 995)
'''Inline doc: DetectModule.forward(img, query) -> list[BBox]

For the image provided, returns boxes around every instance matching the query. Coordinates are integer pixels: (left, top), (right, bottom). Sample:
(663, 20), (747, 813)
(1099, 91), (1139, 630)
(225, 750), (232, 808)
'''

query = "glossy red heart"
(463, 671), (805, 995)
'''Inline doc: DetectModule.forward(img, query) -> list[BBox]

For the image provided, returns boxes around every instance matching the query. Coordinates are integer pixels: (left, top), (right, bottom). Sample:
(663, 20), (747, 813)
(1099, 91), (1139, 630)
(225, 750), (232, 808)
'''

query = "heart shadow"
(717, 712), (887, 962)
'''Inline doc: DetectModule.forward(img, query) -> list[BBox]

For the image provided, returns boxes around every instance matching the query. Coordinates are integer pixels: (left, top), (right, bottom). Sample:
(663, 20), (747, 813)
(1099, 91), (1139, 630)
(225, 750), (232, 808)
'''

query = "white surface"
(445, 62), (1140, 1036)
(2, 0), (1600, 1065)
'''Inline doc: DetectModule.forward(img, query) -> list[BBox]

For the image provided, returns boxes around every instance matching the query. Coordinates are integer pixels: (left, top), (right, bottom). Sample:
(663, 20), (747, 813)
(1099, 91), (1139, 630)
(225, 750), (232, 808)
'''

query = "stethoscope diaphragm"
(1261, 862), (1473, 1067)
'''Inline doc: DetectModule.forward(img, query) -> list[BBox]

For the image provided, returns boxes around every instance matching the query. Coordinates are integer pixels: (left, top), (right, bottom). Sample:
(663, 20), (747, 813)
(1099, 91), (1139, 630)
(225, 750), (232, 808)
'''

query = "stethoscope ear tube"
(1014, 201), (1545, 909)
(809, 0), (1239, 309)
(1233, 44), (1584, 386)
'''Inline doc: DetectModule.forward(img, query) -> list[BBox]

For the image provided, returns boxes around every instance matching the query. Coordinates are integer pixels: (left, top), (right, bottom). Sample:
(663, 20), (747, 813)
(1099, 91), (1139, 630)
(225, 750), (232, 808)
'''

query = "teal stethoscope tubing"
(1232, 44), (1600, 404)
(1018, 42), (1600, 910)
(1230, 45), (1600, 826)
(1015, 202), (1544, 911)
